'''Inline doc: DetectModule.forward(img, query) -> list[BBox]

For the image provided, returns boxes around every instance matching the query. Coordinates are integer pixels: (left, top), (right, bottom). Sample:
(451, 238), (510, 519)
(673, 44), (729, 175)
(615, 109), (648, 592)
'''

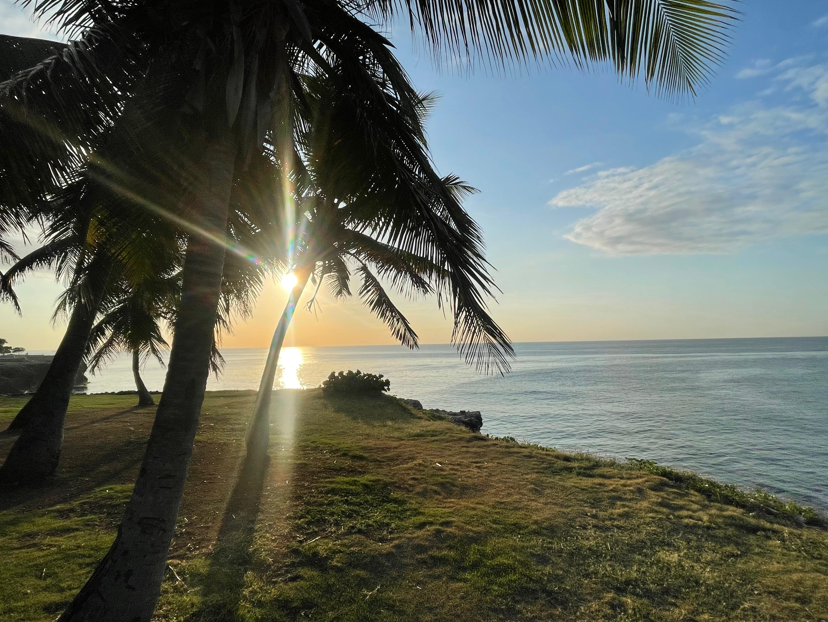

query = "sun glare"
(278, 347), (304, 389)
(281, 271), (299, 292)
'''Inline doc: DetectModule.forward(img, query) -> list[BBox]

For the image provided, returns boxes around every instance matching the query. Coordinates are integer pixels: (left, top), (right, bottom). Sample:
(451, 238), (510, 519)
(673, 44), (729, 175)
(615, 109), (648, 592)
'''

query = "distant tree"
(86, 276), (178, 407)
(0, 338), (25, 355)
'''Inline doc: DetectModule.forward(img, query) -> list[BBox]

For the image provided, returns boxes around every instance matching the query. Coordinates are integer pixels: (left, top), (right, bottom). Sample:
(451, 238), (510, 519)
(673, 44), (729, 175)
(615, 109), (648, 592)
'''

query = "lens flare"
(281, 272), (299, 291)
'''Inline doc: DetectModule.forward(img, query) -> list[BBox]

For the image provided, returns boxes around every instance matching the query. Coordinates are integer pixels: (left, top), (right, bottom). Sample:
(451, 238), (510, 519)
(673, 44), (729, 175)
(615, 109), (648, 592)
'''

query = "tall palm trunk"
(0, 258), (110, 485)
(132, 350), (155, 407)
(246, 272), (309, 460)
(58, 135), (237, 622)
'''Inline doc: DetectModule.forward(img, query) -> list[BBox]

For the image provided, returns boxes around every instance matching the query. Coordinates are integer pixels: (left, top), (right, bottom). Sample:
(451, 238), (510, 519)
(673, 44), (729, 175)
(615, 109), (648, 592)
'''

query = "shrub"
(321, 370), (390, 396)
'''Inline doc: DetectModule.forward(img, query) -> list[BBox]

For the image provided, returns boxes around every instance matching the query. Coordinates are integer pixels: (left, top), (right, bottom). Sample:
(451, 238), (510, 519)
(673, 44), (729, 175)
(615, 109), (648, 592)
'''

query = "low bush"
(321, 370), (390, 396)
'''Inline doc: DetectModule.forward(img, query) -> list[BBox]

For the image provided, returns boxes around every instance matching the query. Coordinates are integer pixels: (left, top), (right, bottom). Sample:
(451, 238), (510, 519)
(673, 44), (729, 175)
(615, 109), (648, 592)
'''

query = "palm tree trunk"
(58, 135), (237, 622)
(5, 272), (106, 433)
(246, 271), (309, 460)
(132, 350), (155, 407)
(0, 258), (110, 485)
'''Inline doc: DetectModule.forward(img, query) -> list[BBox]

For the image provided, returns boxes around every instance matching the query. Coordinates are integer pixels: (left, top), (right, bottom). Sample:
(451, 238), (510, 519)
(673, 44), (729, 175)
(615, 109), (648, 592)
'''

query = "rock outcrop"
(430, 409), (483, 433)
(0, 355), (88, 395)
(401, 398), (483, 433)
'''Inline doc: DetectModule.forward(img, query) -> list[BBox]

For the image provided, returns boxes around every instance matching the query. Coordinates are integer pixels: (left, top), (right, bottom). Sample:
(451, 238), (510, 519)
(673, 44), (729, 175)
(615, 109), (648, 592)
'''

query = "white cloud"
(565, 162), (602, 175)
(736, 56), (811, 81)
(0, 1), (60, 40)
(813, 14), (828, 27)
(736, 59), (772, 79)
(550, 61), (828, 255)
(778, 64), (828, 106)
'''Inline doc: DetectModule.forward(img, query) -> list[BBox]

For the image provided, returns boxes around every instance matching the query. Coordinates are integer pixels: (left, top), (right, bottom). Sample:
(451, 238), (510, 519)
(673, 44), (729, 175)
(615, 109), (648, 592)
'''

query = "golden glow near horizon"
(278, 347), (304, 389)
(281, 272), (299, 292)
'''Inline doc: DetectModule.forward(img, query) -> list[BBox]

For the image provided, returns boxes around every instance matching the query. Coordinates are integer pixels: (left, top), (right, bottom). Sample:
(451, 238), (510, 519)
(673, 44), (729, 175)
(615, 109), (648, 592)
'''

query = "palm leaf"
(356, 264), (419, 349)
(377, 0), (736, 95)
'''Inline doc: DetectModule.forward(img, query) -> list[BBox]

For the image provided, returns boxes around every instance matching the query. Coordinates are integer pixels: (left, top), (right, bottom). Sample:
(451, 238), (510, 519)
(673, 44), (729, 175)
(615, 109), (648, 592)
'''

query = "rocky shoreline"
(0, 355), (88, 395)
(401, 398), (483, 433)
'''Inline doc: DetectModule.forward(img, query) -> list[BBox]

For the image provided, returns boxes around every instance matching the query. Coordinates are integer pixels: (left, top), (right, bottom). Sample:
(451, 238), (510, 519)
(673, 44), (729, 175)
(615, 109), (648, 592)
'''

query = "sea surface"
(45, 337), (828, 510)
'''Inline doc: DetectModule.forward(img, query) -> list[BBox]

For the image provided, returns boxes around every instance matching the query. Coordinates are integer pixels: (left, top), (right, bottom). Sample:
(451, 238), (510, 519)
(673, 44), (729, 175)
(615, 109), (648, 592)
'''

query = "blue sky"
(1, 0), (827, 349)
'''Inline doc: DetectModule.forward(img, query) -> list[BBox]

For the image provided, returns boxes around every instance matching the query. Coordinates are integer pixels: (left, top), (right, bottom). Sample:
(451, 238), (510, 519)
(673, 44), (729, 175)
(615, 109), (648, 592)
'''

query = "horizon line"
(217, 335), (828, 349)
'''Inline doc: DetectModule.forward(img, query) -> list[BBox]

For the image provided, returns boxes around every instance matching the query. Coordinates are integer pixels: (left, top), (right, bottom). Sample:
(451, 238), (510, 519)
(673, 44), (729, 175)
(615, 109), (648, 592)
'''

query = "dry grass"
(1, 390), (826, 621)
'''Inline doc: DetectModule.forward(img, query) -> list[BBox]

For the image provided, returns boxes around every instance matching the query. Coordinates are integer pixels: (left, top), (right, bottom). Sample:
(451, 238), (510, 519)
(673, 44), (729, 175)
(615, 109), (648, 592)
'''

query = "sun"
(280, 271), (299, 292)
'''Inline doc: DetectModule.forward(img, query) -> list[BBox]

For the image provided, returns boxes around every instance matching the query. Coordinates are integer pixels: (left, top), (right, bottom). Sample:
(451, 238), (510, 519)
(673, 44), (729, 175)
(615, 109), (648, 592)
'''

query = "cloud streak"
(736, 59), (772, 79)
(565, 162), (602, 175)
(550, 61), (828, 255)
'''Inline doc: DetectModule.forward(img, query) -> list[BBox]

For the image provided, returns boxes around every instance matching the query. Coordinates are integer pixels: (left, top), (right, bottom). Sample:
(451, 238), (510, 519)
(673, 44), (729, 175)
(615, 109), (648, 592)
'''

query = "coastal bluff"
(0, 355), (88, 395)
(1, 390), (825, 621)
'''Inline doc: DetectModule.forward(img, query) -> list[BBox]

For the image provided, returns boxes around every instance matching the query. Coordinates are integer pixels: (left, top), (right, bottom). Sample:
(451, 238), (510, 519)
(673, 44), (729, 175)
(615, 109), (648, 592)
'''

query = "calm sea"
(48, 337), (828, 510)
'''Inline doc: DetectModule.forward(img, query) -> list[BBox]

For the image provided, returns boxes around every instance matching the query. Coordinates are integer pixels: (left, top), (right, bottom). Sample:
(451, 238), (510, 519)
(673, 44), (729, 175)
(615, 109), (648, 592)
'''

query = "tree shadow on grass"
(0, 436), (145, 511)
(195, 449), (270, 619)
(0, 406), (139, 438)
(324, 394), (416, 426)
(64, 406), (144, 431)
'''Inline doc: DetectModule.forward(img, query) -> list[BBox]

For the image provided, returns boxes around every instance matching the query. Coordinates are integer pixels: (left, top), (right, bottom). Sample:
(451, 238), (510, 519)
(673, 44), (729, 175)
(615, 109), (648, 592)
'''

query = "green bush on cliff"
(321, 370), (390, 395)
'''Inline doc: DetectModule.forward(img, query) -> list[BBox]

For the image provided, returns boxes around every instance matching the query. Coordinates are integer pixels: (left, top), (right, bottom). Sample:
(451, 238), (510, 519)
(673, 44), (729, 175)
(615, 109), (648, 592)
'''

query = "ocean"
(53, 337), (828, 510)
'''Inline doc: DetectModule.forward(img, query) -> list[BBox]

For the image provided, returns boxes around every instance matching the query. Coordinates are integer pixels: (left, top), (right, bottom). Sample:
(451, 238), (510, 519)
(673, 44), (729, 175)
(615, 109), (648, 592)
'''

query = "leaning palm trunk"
(58, 136), (237, 622)
(132, 350), (155, 407)
(246, 271), (310, 460)
(5, 266), (108, 433)
(0, 260), (110, 485)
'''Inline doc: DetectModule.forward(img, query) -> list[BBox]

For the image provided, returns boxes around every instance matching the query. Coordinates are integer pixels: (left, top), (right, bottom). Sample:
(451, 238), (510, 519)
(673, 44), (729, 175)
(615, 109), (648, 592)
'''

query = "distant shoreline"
(18, 334), (828, 354)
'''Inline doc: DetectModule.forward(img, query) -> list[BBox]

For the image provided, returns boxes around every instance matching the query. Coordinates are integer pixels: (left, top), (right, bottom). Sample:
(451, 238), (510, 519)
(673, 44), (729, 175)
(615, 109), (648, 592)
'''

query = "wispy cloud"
(735, 57), (808, 80)
(550, 61), (828, 255)
(565, 162), (603, 175)
(736, 59), (772, 79)
(813, 14), (828, 27)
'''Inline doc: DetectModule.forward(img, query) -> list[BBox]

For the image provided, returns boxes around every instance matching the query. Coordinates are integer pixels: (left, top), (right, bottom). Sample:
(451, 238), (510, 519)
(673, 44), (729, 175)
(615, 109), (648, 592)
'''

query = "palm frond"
(375, 0), (736, 95)
(0, 237), (18, 264)
(356, 264), (419, 349)
(324, 254), (352, 299)
(0, 234), (80, 313)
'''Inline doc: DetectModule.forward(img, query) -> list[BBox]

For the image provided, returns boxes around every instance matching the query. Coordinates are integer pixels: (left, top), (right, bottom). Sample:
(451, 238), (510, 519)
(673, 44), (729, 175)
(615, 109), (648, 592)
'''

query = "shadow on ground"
(193, 449), (270, 619)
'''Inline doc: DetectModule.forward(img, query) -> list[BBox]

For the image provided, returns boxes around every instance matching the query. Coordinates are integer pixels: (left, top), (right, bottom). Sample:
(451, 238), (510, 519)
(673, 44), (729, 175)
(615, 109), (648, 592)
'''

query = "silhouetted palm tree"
(1, 2), (736, 620)
(246, 80), (498, 459)
(86, 276), (178, 407)
(0, 171), (273, 477)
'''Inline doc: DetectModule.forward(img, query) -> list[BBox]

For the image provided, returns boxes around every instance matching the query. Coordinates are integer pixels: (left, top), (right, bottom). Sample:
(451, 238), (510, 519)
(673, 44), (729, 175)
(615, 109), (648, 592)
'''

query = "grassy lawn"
(1, 391), (827, 621)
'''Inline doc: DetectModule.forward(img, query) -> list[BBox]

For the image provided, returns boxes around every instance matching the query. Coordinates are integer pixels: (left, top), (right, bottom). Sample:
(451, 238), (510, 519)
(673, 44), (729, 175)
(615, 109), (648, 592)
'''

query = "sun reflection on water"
(278, 347), (304, 389)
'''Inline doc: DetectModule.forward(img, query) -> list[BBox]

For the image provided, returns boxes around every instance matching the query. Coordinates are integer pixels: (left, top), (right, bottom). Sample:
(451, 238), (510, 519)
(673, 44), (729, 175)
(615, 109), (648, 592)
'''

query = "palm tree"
(0, 252), (111, 484)
(0, 179), (104, 435)
(86, 276), (178, 407)
(0, 167), (273, 474)
(245, 78), (502, 460)
(2, 2), (736, 620)
(0, 146), (184, 451)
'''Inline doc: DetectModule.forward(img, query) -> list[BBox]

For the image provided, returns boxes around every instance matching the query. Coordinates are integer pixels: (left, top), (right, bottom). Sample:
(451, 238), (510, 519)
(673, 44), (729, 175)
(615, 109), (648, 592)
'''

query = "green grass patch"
(2, 392), (828, 622)
(0, 485), (131, 622)
(626, 458), (826, 527)
(296, 475), (418, 537)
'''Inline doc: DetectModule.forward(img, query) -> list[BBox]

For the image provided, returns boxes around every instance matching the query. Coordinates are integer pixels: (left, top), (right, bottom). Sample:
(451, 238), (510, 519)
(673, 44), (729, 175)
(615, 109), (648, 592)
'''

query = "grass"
(0, 390), (826, 621)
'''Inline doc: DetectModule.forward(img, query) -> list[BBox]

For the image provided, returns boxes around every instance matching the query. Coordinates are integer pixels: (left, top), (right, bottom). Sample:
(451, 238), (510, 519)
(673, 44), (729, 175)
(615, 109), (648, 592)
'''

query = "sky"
(1, 0), (827, 351)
